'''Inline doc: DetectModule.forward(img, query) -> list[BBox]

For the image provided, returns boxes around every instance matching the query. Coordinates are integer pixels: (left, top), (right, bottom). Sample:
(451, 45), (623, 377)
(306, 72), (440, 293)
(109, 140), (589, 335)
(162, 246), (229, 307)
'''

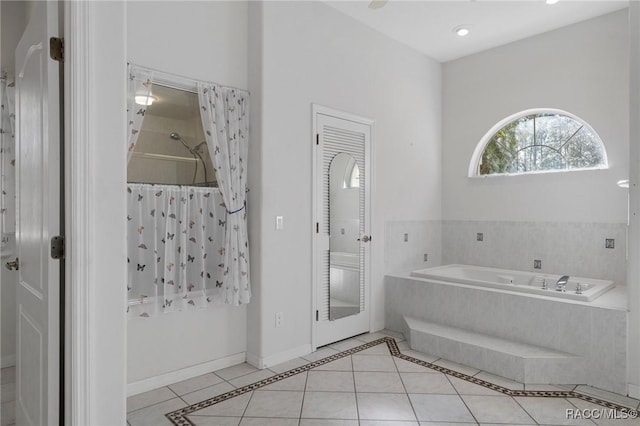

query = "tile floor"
(1, 366), (15, 426)
(127, 331), (640, 426)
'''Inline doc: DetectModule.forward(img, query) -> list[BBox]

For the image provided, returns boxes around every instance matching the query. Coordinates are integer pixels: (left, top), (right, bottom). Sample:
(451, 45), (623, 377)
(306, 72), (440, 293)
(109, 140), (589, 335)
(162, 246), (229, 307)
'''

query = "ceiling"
(325, 0), (629, 63)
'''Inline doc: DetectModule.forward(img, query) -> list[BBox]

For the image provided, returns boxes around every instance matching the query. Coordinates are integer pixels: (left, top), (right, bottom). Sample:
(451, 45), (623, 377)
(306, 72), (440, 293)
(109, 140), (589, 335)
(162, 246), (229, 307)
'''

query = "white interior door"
(313, 107), (372, 348)
(14, 2), (61, 425)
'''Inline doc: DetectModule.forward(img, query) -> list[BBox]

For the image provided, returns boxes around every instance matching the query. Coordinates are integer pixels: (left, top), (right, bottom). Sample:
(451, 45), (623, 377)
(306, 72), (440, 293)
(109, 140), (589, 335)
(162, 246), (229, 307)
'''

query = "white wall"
(442, 11), (629, 224)
(627, 1), (640, 399)
(247, 1), (441, 364)
(126, 1), (249, 384)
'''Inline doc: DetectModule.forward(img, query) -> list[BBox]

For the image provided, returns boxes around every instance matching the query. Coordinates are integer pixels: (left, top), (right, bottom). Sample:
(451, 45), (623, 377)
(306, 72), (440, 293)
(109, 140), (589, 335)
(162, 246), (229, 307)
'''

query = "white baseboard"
(1, 354), (15, 368)
(246, 344), (312, 369)
(127, 352), (246, 397)
(629, 383), (640, 399)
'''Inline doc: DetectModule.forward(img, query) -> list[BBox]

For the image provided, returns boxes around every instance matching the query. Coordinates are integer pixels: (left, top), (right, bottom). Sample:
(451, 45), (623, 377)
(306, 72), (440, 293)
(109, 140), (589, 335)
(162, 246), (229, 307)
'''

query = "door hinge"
(49, 37), (64, 62)
(316, 310), (319, 321)
(316, 134), (319, 145)
(316, 222), (319, 233)
(51, 235), (65, 260)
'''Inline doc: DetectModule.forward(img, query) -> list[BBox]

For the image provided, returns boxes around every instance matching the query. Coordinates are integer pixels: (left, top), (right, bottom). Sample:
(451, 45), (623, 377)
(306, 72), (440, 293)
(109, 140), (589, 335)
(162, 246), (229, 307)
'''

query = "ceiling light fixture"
(453, 26), (471, 37)
(546, 0), (559, 5)
(135, 94), (157, 106)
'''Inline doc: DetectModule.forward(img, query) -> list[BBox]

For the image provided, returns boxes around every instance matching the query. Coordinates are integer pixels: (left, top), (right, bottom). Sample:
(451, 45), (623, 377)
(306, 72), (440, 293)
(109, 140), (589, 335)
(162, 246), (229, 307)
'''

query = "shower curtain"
(127, 64), (154, 163)
(0, 77), (16, 236)
(126, 64), (251, 314)
(127, 184), (227, 317)
(198, 83), (251, 306)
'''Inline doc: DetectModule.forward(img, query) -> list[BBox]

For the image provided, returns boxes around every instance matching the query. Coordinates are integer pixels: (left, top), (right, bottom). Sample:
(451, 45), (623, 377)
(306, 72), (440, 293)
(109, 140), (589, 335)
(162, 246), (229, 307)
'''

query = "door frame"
(311, 104), (374, 351)
(64, 2), (128, 425)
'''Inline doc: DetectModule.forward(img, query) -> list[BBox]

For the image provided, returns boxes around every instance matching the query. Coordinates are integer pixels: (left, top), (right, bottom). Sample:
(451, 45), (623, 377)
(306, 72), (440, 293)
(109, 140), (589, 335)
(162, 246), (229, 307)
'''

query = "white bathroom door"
(14, 2), (62, 425)
(313, 106), (372, 349)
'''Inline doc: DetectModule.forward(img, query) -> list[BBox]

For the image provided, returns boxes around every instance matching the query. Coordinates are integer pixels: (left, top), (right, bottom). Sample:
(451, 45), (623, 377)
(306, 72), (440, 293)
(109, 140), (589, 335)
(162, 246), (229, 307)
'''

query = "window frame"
(468, 108), (608, 178)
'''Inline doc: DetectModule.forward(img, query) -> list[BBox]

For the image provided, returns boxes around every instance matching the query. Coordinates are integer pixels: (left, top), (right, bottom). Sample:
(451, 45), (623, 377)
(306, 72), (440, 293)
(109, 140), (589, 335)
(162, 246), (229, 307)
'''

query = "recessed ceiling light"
(135, 94), (157, 106)
(546, 0), (559, 5)
(453, 26), (471, 37)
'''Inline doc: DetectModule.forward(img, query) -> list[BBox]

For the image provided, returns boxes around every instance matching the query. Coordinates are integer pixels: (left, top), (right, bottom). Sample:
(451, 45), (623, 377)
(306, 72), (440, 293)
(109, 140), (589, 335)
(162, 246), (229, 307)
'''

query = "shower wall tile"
(384, 220), (441, 274)
(442, 220), (627, 286)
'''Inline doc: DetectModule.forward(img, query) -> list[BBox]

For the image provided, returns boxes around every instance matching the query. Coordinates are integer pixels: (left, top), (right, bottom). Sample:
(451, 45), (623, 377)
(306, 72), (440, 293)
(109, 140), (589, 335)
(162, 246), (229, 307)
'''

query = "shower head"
(169, 132), (182, 141)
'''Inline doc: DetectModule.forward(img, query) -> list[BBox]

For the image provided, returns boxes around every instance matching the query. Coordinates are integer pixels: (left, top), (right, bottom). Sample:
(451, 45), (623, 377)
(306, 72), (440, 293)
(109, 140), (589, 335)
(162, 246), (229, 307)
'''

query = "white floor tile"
(193, 392), (253, 417)
(447, 377), (503, 396)
(127, 387), (177, 413)
(268, 357), (309, 374)
(215, 363), (259, 381)
(409, 394), (475, 423)
(301, 391), (358, 419)
(240, 417), (299, 426)
(355, 372), (405, 393)
(169, 373), (224, 396)
(306, 371), (355, 392)
(299, 420), (358, 426)
(128, 398), (187, 426)
(244, 390), (304, 418)
(400, 373), (457, 394)
(181, 382), (236, 405)
(187, 415), (241, 426)
(461, 395), (535, 424)
(352, 355), (397, 372)
(357, 393), (417, 421)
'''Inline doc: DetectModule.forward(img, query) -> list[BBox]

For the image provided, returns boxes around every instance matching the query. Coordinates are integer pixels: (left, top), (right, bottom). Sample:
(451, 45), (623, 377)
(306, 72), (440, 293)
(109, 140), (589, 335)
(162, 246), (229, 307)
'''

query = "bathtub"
(410, 264), (614, 302)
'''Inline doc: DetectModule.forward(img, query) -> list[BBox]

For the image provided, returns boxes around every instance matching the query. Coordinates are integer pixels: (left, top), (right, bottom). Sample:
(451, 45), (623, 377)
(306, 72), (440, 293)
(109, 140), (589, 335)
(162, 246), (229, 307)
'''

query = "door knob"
(5, 257), (19, 271)
(358, 235), (371, 243)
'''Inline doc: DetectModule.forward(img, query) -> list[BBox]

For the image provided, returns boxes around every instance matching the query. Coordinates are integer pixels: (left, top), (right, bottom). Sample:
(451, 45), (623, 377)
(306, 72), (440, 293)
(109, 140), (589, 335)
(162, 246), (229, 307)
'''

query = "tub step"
(403, 316), (587, 385)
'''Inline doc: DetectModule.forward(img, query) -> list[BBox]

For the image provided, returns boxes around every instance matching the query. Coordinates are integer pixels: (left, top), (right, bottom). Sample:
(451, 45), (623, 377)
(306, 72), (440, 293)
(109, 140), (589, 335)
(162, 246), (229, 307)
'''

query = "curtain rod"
(128, 62), (250, 96)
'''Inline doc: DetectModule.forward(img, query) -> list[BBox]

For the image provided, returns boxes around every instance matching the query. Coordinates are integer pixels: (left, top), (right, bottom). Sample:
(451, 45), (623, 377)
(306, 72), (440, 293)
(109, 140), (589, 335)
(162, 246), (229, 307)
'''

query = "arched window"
(469, 109), (608, 177)
(343, 157), (360, 189)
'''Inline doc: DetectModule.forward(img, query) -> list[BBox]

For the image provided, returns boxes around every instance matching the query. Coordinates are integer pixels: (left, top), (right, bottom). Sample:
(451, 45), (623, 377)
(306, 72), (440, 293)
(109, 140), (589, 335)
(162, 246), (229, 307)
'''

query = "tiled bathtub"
(385, 270), (628, 395)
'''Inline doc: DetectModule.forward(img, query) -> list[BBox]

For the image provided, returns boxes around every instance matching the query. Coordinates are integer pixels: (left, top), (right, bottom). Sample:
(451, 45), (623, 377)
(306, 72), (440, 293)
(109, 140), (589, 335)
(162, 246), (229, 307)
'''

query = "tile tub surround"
(385, 273), (628, 395)
(163, 336), (639, 426)
(384, 220), (442, 274)
(442, 220), (627, 286)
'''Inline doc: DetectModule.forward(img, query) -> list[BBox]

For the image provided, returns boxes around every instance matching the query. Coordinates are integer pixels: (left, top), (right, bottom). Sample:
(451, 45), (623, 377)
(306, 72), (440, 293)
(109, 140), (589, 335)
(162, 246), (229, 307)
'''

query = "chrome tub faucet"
(556, 275), (570, 292)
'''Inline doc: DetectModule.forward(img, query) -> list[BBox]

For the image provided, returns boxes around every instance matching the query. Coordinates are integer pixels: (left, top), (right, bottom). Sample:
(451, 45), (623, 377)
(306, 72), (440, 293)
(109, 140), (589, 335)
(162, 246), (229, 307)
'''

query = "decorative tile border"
(166, 337), (639, 425)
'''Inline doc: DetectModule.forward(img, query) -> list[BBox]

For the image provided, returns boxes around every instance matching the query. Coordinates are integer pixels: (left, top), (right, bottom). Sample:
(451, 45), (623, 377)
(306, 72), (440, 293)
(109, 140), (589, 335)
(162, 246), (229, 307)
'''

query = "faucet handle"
(576, 282), (583, 295)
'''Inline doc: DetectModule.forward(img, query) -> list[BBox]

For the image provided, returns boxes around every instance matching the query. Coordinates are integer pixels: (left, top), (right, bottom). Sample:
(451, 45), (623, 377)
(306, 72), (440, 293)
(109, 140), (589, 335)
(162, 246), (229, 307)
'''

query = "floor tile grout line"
(510, 392), (542, 425)
(443, 368), (481, 426)
(350, 351), (360, 423)
(296, 369), (310, 426)
(395, 347), (421, 424)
